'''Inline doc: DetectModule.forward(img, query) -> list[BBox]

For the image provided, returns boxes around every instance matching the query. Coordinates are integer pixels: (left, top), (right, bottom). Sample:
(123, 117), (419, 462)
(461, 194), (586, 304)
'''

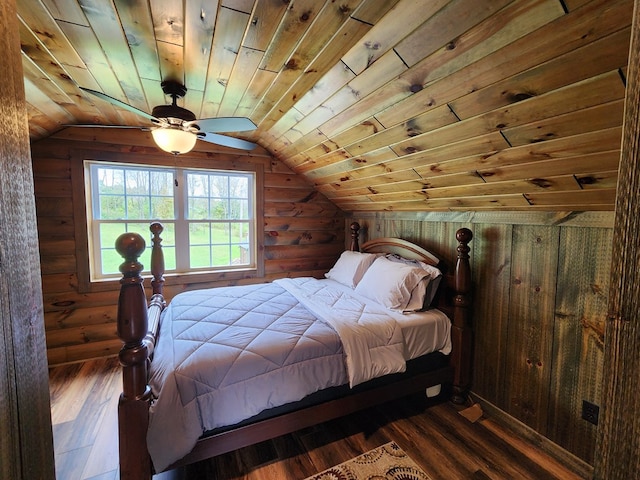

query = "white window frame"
(83, 159), (259, 282)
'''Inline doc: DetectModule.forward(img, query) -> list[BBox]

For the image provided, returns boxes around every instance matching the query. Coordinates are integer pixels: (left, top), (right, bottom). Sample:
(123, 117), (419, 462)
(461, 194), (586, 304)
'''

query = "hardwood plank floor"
(49, 358), (590, 480)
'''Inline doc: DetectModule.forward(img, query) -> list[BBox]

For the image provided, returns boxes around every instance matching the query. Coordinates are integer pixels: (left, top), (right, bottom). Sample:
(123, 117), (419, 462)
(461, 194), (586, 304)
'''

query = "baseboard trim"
(470, 392), (593, 479)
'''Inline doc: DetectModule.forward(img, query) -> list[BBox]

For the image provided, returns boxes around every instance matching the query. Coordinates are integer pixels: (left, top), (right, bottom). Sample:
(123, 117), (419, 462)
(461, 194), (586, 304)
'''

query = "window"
(85, 160), (257, 281)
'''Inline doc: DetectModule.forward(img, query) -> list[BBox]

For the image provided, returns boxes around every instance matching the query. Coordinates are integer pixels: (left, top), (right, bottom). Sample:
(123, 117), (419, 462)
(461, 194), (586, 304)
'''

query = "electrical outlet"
(582, 400), (600, 425)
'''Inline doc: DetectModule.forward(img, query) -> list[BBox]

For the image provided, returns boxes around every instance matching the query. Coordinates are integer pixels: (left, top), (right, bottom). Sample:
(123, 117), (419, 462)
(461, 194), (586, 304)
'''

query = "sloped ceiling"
(21, 0), (631, 212)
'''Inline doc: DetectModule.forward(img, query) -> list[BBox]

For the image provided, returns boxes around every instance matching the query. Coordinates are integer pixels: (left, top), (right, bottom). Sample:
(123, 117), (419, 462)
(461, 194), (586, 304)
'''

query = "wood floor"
(49, 357), (590, 480)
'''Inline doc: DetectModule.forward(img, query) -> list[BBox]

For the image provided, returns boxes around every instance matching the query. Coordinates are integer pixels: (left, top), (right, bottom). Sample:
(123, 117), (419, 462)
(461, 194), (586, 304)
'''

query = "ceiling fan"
(76, 80), (258, 154)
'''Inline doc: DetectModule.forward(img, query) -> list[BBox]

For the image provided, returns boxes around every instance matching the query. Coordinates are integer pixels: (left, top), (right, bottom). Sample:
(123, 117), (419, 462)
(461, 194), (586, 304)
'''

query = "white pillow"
(385, 254), (442, 310)
(354, 256), (429, 310)
(325, 251), (378, 288)
(404, 277), (428, 312)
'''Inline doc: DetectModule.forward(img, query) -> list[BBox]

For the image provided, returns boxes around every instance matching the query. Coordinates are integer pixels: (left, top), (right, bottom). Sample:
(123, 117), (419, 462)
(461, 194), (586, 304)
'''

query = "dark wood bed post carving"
(115, 232), (154, 480)
(349, 221), (360, 252)
(145, 223), (166, 357)
(150, 222), (165, 296)
(451, 227), (473, 404)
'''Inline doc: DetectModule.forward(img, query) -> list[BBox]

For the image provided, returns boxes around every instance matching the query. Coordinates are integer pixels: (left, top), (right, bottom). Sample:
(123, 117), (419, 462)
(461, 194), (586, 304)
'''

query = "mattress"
(146, 278), (451, 471)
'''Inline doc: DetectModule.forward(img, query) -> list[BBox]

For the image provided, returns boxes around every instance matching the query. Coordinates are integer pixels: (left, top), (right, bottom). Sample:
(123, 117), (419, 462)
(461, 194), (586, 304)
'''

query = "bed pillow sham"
(324, 250), (379, 288)
(385, 254), (442, 310)
(354, 256), (429, 311)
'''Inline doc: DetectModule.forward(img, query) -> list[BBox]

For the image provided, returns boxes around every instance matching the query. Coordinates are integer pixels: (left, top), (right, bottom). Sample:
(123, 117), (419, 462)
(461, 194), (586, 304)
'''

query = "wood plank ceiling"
(20, 0), (631, 212)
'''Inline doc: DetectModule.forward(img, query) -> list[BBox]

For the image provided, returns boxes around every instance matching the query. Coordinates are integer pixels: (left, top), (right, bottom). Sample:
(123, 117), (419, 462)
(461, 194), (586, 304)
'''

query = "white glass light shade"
(151, 128), (197, 154)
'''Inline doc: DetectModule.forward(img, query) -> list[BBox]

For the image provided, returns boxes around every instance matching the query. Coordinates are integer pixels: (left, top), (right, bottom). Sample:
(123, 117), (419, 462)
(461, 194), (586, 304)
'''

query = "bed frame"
(115, 222), (473, 479)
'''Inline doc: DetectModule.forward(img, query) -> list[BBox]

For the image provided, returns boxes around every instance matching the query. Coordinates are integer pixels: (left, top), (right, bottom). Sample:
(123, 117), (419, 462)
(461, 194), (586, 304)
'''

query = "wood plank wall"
(31, 131), (345, 366)
(597, 0), (640, 476)
(0, 0), (55, 477)
(347, 211), (613, 466)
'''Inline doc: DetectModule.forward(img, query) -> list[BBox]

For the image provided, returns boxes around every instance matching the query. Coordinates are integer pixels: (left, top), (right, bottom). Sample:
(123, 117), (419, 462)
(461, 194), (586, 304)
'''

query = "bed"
(115, 222), (473, 479)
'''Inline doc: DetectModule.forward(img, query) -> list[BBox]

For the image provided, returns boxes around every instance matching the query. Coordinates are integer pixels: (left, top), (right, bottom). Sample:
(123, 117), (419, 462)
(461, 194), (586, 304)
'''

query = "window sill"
(79, 268), (262, 294)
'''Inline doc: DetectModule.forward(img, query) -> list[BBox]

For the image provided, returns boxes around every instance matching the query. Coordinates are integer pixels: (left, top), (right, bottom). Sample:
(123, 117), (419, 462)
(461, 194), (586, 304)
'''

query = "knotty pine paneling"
(548, 226), (611, 464)
(505, 225), (559, 433)
(21, 0), (632, 214)
(471, 223), (513, 409)
(31, 135), (345, 366)
(348, 212), (611, 466)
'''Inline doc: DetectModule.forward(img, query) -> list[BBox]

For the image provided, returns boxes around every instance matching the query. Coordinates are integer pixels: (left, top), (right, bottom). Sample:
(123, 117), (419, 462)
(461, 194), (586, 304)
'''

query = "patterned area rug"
(304, 441), (432, 480)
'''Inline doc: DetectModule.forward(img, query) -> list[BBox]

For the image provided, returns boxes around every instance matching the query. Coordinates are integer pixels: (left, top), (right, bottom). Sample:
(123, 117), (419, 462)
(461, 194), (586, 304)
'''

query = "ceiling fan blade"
(191, 117), (257, 133)
(80, 87), (158, 123)
(64, 124), (149, 129)
(198, 132), (257, 150)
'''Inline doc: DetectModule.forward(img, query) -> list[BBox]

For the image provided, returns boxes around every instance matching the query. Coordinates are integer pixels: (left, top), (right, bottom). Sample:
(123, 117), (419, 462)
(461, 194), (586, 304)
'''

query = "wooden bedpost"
(115, 232), (153, 480)
(450, 228), (473, 405)
(150, 222), (165, 296)
(146, 223), (166, 357)
(350, 222), (360, 252)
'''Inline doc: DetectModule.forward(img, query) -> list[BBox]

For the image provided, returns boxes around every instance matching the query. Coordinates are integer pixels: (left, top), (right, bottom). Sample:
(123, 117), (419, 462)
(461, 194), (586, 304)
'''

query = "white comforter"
(274, 277), (406, 386)
(146, 278), (438, 471)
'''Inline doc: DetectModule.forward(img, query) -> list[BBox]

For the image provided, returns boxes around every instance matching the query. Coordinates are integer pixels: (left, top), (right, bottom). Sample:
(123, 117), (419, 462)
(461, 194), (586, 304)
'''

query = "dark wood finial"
(456, 227), (473, 245)
(454, 228), (473, 303)
(115, 232), (146, 282)
(350, 222), (360, 252)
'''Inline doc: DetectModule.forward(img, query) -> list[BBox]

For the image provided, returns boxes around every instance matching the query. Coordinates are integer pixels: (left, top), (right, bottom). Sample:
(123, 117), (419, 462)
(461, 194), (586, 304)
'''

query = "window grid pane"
(185, 220), (251, 268)
(95, 165), (175, 221)
(98, 222), (154, 275)
(185, 171), (252, 270)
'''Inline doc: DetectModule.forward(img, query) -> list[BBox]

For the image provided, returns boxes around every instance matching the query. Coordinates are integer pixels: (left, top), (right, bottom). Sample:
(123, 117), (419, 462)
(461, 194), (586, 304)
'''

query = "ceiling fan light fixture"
(79, 83), (258, 150)
(151, 127), (197, 155)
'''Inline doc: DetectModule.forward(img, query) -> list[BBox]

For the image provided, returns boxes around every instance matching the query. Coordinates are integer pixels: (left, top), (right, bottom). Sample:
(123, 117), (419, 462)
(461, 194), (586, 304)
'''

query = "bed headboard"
(360, 237), (440, 266)
(348, 221), (473, 404)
